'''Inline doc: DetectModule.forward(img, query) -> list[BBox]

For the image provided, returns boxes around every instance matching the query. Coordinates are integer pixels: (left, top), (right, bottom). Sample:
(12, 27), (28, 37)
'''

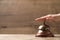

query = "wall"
(0, 0), (60, 34)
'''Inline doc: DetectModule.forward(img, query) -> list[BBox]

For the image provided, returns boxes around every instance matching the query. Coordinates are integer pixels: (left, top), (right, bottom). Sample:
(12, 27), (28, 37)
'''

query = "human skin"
(35, 13), (60, 22)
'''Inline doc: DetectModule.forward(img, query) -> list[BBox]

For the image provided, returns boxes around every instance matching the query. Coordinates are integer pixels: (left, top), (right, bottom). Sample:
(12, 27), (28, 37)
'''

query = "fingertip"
(35, 18), (45, 22)
(35, 18), (37, 21)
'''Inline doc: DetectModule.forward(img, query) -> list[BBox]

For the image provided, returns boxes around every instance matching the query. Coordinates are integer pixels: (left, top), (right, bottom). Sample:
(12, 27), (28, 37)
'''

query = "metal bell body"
(35, 24), (54, 37)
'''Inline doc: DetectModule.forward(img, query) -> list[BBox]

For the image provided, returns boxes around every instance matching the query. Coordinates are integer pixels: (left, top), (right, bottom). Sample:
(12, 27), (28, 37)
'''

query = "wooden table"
(0, 34), (60, 40)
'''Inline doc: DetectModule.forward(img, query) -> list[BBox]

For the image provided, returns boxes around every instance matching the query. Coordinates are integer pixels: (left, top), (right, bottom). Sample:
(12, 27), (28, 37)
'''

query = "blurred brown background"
(0, 0), (60, 34)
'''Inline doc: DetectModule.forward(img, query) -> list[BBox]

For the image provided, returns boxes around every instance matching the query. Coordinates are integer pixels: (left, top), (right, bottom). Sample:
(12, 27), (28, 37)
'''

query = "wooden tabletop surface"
(0, 34), (60, 40)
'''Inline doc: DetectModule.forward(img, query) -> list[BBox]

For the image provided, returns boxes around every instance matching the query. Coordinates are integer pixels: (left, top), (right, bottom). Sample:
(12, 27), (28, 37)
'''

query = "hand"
(35, 14), (60, 22)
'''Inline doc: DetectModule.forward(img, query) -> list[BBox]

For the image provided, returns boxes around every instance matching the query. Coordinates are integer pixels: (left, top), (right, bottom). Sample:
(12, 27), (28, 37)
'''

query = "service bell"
(35, 20), (54, 37)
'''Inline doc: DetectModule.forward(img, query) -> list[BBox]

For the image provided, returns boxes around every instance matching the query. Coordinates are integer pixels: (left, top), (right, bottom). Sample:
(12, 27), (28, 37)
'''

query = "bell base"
(35, 31), (54, 37)
(35, 34), (54, 37)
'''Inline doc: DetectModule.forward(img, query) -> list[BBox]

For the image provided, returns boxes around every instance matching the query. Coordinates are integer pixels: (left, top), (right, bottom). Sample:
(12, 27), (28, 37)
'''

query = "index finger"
(35, 17), (46, 22)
